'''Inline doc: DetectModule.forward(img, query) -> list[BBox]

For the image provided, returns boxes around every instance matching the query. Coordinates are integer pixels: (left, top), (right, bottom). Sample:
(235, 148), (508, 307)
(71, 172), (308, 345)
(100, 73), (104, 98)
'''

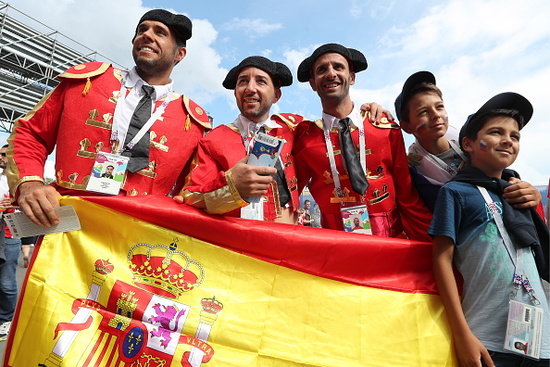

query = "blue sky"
(4, 0), (550, 185)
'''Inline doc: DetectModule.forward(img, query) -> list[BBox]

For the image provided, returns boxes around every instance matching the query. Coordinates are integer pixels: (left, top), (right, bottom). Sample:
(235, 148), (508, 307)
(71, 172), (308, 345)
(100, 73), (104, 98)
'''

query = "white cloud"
(176, 18), (227, 106)
(361, 0), (550, 184)
(349, 0), (396, 20)
(221, 18), (283, 40)
(282, 46), (318, 78)
(284, 0), (550, 184)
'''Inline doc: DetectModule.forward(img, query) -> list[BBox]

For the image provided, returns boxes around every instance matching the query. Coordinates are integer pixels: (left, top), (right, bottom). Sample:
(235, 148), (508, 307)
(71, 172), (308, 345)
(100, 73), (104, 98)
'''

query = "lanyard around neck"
(236, 120), (263, 154)
(477, 186), (540, 305)
(322, 117), (366, 200)
(429, 140), (467, 176)
(111, 73), (174, 153)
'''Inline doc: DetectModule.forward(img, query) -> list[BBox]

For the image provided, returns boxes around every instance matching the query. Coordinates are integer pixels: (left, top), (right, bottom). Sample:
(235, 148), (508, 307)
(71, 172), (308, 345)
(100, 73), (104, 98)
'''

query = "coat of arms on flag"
(38, 239), (222, 367)
(4, 196), (457, 366)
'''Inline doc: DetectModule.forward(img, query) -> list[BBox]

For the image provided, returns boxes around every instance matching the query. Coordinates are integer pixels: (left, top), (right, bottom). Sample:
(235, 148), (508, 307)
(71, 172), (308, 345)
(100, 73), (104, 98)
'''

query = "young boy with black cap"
(430, 93), (549, 366)
(176, 56), (305, 223)
(395, 71), (542, 212)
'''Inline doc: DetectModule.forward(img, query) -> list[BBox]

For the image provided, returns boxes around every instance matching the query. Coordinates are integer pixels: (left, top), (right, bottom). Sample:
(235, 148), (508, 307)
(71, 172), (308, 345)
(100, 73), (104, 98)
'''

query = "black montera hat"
(394, 71), (436, 121)
(134, 9), (192, 45)
(223, 56), (293, 90)
(297, 43), (368, 83)
(458, 92), (533, 149)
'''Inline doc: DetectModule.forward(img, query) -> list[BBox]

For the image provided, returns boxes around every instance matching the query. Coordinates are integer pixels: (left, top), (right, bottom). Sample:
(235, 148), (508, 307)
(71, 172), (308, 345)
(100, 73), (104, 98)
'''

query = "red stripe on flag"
(83, 195), (438, 295)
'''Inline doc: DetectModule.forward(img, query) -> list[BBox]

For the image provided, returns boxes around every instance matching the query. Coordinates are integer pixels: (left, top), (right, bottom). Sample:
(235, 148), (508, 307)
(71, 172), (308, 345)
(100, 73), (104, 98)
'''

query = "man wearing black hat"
(293, 43), (432, 240)
(6, 9), (211, 227)
(175, 56), (304, 223)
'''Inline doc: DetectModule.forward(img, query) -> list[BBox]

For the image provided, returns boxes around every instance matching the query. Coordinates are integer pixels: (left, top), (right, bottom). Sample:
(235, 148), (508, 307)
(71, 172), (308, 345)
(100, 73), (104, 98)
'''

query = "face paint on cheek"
(444, 115), (449, 122)
(415, 123), (427, 134)
(480, 139), (487, 151)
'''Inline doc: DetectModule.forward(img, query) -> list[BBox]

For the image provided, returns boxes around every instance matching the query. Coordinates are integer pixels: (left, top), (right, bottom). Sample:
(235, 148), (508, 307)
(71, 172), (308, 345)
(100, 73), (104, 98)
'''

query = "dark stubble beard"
(132, 46), (178, 80)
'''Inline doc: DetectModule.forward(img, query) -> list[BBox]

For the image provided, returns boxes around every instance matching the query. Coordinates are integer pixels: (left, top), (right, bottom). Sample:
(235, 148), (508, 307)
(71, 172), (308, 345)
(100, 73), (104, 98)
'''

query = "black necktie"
(339, 118), (368, 195)
(258, 126), (291, 207)
(124, 85), (154, 173)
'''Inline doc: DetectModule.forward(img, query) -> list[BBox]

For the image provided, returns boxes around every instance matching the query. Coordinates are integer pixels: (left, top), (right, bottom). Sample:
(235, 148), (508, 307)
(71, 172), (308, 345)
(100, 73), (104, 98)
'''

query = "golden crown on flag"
(201, 296), (223, 315)
(127, 239), (205, 299)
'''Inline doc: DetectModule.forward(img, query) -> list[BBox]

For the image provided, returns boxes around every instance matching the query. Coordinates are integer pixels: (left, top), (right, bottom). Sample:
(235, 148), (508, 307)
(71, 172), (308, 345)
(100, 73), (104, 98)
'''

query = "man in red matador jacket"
(174, 56), (304, 223)
(293, 43), (432, 241)
(5, 9), (211, 228)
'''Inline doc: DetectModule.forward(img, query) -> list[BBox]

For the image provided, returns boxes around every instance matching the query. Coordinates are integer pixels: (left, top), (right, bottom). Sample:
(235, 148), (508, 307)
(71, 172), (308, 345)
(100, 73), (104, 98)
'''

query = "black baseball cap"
(459, 92), (533, 149)
(394, 71), (436, 121)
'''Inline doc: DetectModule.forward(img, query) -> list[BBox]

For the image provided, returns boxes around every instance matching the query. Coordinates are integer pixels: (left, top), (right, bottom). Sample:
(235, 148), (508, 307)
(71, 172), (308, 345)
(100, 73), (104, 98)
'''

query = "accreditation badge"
(85, 152), (129, 195)
(504, 299), (544, 360)
(340, 204), (371, 235)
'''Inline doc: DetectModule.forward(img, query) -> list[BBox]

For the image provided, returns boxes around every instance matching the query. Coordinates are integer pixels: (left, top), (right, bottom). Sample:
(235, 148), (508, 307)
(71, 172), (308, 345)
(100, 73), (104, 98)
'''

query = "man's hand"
(360, 102), (395, 123)
(17, 181), (61, 227)
(502, 177), (542, 209)
(228, 156), (276, 198)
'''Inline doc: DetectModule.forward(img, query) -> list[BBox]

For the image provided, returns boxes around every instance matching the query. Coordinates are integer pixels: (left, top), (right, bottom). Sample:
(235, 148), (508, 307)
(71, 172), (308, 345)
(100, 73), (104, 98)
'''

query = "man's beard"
(132, 49), (176, 77)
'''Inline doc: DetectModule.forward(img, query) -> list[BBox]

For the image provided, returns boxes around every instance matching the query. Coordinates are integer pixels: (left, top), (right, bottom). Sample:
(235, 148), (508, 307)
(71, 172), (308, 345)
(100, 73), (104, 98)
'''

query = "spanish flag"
(4, 196), (456, 366)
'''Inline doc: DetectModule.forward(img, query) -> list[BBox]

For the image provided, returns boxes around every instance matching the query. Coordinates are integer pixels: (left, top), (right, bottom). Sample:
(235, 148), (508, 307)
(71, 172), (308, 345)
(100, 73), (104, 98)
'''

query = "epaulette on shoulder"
(58, 62), (111, 79)
(271, 113), (308, 131)
(58, 62), (112, 95)
(182, 96), (212, 130)
(368, 115), (400, 129)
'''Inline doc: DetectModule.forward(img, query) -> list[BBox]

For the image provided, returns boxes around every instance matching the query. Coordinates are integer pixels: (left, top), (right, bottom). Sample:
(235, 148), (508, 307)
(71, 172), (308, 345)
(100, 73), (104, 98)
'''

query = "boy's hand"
(454, 331), (494, 367)
(502, 177), (542, 209)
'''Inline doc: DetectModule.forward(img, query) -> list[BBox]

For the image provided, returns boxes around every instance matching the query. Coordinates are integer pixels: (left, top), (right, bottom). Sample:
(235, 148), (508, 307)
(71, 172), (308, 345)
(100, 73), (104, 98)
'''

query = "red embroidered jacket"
(7, 62), (211, 198)
(293, 113), (432, 241)
(181, 113), (303, 221)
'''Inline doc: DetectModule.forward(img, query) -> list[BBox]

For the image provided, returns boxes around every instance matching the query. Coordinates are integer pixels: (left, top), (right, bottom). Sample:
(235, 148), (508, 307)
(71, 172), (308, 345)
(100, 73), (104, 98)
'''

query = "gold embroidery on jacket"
(86, 109), (113, 130)
(150, 131), (169, 152)
(55, 170), (90, 190)
(113, 69), (124, 83)
(370, 185), (390, 205)
(77, 139), (94, 158)
(137, 161), (157, 179)
(77, 139), (105, 159)
(271, 181), (282, 218)
(109, 90), (122, 104)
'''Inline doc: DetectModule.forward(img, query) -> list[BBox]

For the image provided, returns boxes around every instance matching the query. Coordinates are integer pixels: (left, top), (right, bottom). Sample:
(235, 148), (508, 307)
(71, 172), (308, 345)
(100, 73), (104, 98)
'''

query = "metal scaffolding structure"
(0, 1), (125, 133)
